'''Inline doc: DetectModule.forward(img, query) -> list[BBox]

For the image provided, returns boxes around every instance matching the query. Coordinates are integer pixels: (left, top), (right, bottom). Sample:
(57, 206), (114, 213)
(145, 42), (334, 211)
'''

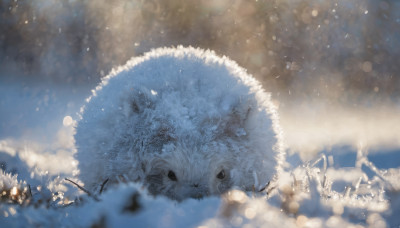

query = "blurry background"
(1, 0), (400, 159)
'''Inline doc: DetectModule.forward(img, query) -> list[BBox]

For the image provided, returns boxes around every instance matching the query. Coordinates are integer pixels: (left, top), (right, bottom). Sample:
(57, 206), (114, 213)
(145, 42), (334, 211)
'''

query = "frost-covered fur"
(75, 46), (284, 201)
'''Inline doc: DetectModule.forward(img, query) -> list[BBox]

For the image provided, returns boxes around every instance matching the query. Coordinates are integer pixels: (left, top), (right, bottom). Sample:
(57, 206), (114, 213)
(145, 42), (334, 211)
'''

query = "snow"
(1, 80), (399, 227)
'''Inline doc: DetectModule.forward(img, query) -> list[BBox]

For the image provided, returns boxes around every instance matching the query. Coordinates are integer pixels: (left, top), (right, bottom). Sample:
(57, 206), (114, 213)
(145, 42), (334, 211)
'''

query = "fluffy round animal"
(75, 46), (284, 201)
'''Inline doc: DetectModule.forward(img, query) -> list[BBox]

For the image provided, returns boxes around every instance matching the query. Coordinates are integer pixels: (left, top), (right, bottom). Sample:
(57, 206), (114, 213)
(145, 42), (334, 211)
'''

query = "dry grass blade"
(99, 178), (109, 195)
(65, 178), (99, 201)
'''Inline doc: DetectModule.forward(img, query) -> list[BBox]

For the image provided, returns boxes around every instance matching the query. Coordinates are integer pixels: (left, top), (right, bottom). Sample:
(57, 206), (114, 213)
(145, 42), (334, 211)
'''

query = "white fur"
(75, 46), (284, 201)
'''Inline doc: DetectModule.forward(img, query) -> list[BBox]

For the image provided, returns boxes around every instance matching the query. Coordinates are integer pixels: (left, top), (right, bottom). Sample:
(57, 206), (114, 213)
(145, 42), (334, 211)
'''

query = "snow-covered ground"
(1, 80), (399, 227)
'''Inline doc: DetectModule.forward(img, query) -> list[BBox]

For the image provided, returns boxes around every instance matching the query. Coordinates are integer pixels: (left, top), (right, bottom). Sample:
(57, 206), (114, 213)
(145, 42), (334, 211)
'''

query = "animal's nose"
(191, 183), (199, 188)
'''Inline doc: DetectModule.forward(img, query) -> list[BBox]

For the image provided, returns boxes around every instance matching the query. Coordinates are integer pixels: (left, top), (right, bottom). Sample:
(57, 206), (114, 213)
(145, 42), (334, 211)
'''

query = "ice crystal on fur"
(75, 46), (284, 200)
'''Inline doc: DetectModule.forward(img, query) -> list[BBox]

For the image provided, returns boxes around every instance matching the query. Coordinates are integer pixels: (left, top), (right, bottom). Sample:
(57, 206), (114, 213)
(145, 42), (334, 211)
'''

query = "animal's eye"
(168, 170), (177, 181)
(216, 170), (225, 180)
